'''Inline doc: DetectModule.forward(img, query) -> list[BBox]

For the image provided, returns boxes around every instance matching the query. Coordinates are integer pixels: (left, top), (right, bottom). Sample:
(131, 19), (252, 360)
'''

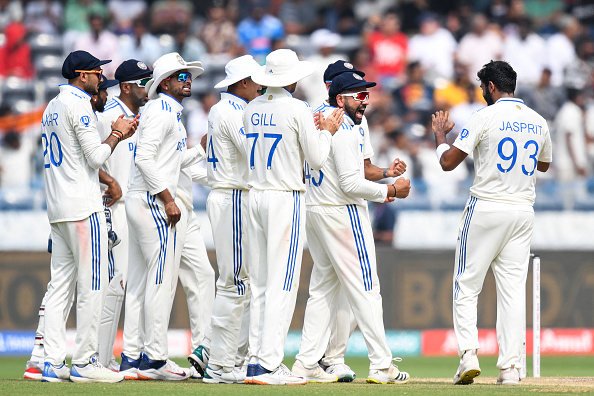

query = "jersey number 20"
(41, 132), (63, 168)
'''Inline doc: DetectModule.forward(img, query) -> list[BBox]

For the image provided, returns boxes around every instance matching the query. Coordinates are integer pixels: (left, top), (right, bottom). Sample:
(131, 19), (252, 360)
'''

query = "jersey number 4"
(247, 133), (282, 170)
(207, 136), (219, 171)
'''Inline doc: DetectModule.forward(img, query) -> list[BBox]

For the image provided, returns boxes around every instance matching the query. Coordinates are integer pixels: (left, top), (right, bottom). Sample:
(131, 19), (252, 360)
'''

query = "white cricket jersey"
(453, 98), (552, 206)
(128, 93), (206, 198)
(207, 92), (250, 190)
(314, 101), (374, 159)
(41, 84), (112, 223)
(305, 105), (388, 207)
(244, 87), (332, 192)
(97, 97), (138, 199)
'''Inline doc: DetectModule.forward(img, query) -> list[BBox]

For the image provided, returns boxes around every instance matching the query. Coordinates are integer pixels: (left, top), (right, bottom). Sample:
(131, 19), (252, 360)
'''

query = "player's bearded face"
(343, 95), (367, 125)
(169, 71), (192, 98)
(85, 73), (100, 96)
(481, 82), (494, 105)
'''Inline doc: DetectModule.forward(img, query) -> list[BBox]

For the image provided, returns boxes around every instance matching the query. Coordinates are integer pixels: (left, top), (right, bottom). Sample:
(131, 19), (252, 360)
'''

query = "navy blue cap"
(115, 59), (152, 82)
(323, 60), (365, 83)
(98, 76), (119, 90)
(328, 72), (376, 100)
(62, 50), (111, 79)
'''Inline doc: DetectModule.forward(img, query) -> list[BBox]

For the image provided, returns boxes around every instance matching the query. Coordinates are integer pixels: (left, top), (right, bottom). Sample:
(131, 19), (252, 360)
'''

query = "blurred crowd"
(1, 0), (594, 239)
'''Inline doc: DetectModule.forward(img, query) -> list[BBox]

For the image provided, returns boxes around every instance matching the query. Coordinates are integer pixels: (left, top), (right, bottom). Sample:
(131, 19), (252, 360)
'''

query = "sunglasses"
(124, 77), (151, 87)
(75, 69), (103, 79)
(166, 72), (192, 83)
(341, 91), (370, 102)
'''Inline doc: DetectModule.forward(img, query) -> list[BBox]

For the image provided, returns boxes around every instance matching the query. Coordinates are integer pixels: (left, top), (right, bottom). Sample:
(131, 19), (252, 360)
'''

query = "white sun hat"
(310, 28), (341, 49)
(251, 49), (315, 88)
(145, 52), (204, 100)
(214, 55), (263, 89)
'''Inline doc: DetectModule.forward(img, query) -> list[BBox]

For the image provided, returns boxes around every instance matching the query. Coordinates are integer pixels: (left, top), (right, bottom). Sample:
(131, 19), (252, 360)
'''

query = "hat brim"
(99, 79), (119, 90)
(95, 59), (112, 68)
(214, 65), (265, 89)
(146, 62), (204, 100)
(251, 61), (315, 88)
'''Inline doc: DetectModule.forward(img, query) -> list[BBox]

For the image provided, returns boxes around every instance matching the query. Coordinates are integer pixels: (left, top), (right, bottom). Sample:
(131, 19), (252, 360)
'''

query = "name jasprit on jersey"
(499, 121), (543, 135)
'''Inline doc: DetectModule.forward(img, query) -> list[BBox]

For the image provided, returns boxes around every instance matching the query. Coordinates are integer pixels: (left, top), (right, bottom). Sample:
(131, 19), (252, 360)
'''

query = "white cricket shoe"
(24, 357), (44, 380)
(324, 363), (356, 382)
(107, 356), (120, 372)
(250, 363), (307, 385)
(234, 366), (247, 383)
(137, 356), (190, 381)
(41, 361), (70, 382)
(453, 349), (481, 385)
(497, 365), (520, 385)
(367, 358), (410, 384)
(70, 354), (124, 383)
(203, 365), (243, 384)
(292, 360), (338, 383)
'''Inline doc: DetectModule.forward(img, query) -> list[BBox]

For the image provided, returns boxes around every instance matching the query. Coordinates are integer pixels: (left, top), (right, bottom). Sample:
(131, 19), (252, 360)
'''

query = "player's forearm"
(181, 145), (207, 168)
(302, 129), (332, 170)
(99, 169), (115, 185)
(339, 172), (388, 203)
(364, 160), (385, 181)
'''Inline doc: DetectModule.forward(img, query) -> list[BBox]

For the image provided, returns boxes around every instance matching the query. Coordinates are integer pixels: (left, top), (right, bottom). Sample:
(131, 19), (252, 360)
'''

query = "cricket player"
(40, 50), (138, 383)
(242, 49), (343, 386)
(95, 59), (153, 370)
(293, 72), (411, 384)
(432, 60), (552, 385)
(122, 52), (206, 381)
(188, 55), (262, 384)
(314, 61), (407, 382)
(23, 75), (122, 381)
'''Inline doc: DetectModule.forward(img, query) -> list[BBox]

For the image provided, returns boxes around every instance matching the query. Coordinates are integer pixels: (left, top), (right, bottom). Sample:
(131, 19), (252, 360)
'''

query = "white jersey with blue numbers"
(453, 97), (552, 206)
(97, 97), (138, 199)
(207, 92), (250, 190)
(305, 104), (388, 207)
(41, 84), (113, 223)
(128, 93), (206, 198)
(243, 87), (332, 192)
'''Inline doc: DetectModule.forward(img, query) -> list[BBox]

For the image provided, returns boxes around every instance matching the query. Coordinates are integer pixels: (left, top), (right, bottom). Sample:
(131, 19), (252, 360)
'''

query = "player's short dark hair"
(328, 95), (338, 107)
(477, 60), (517, 94)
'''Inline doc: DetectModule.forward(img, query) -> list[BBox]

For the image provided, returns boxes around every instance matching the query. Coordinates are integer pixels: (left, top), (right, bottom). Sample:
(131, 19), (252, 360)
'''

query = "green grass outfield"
(1, 356), (593, 395)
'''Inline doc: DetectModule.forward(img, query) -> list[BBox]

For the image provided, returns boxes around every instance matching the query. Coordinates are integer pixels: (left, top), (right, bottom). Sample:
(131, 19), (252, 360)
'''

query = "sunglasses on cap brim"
(123, 77), (152, 87)
(341, 91), (370, 101)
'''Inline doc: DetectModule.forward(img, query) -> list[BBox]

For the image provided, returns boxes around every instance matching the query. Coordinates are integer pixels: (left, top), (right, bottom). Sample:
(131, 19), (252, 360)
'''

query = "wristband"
(111, 129), (123, 141)
(110, 131), (122, 142)
(382, 168), (388, 178)
(392, 183), (397, 196)
(436, 143), (450, 161)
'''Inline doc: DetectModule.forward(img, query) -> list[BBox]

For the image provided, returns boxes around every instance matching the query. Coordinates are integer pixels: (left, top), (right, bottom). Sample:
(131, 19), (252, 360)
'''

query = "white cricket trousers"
(248, 189), (304, 371)
(206, 189), (250, 369)
(296, 205), (392, 370)
(124, 192), (177, 361)
(98, 200), (129, 366)
(321, 289), (357, 366)
(453, 197), (534, 370)
(171, 198), (215, 351)
(44, 212), (107, 366)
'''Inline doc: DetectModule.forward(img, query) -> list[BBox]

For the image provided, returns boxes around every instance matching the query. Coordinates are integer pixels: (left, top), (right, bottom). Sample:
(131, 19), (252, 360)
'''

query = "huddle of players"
(27, 45), (549, 386)
(25, 48), (413, 385)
